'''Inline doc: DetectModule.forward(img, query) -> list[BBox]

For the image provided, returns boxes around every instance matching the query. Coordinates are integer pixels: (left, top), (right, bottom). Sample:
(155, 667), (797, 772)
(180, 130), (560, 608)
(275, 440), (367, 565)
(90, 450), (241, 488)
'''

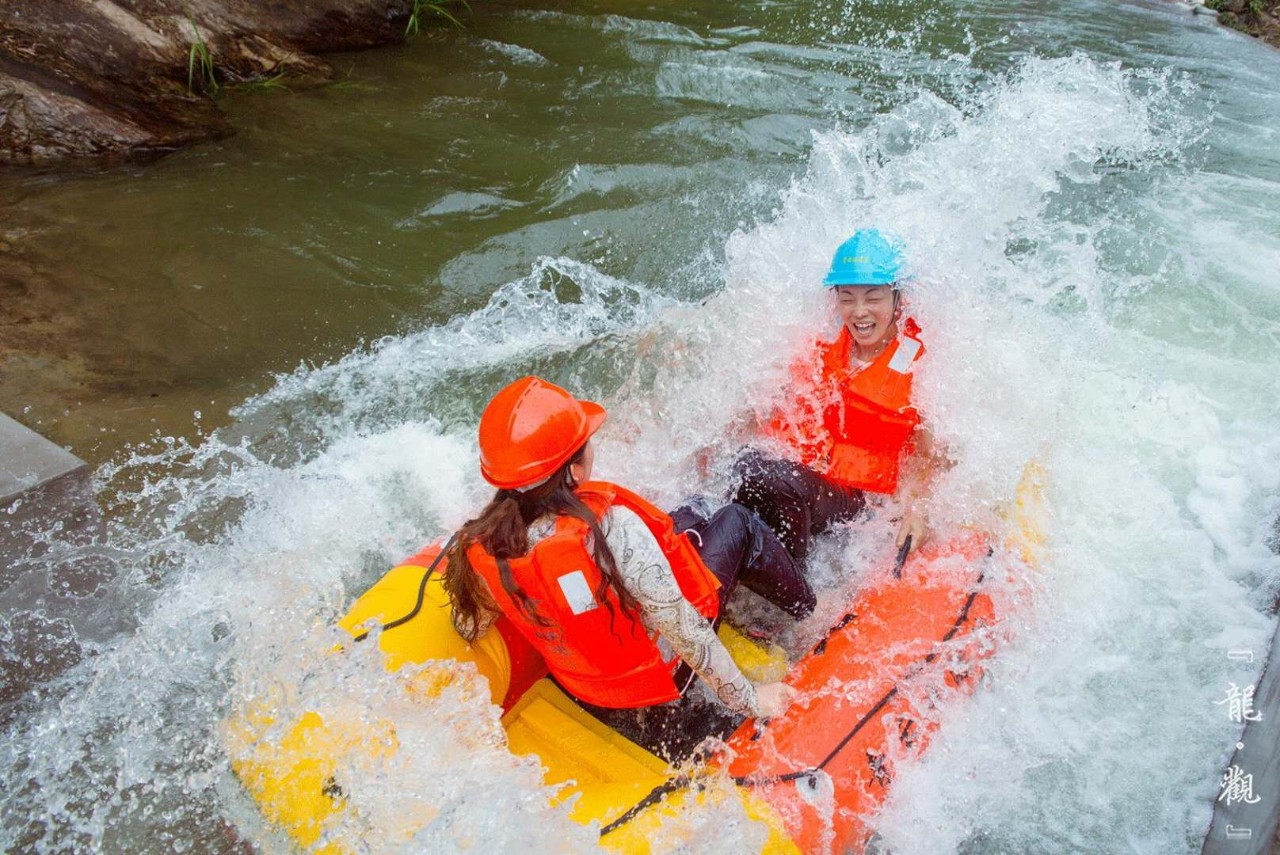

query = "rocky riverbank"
(1178, 0), (1280, 48)
(4, 0), (1276, 166)
(1211, 0), (1280, 46)
(0, 0), (422, 163)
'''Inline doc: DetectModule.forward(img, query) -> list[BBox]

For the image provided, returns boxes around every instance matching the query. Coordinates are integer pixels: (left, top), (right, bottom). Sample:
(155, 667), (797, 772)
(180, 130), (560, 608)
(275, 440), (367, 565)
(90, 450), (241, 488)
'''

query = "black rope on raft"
(598, 769), (819, 836)
(351, 533), (459, 642)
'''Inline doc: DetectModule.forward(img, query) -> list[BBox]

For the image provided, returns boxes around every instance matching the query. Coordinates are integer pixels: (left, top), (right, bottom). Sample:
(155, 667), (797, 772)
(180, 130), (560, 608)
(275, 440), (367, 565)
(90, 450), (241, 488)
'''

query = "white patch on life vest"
(557, 570), (598, 615)
(887, 336), (921, 374)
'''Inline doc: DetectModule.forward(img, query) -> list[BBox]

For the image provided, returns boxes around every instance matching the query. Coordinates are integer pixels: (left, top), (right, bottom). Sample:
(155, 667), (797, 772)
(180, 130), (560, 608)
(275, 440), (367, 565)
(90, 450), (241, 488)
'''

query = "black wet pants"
(670, 500), (816, 620)
(730, 448), (867, 566)
(576, 689), (741, 762)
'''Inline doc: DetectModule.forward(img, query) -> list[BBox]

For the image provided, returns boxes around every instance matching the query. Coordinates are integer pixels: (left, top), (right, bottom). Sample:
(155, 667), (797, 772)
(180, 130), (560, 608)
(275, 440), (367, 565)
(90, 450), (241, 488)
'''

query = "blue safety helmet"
(822, 229), (907, 287)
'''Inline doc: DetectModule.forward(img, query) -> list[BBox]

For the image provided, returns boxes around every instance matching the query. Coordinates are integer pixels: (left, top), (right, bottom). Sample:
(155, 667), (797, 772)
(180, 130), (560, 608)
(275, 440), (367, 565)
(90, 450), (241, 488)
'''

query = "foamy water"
(3, 2), (1279, 852)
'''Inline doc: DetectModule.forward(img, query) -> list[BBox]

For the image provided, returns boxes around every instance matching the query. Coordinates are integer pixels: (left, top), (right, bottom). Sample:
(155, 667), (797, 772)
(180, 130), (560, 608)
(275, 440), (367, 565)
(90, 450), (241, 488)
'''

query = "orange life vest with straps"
(467, 480), (721, 709)
(771, 318), (925, 494)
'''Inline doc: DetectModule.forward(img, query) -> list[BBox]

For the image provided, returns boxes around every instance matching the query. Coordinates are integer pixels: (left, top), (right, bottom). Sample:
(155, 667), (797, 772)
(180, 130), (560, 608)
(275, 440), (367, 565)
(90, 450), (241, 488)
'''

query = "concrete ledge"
(1, 409), (100, 591)
(0, 413), (112, 722)
(0, 411), (88, 504)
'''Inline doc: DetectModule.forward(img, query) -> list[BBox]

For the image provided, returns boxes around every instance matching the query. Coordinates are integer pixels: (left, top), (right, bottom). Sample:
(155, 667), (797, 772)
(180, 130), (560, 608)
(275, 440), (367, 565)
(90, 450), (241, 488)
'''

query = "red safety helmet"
(478, 376), (607, 490)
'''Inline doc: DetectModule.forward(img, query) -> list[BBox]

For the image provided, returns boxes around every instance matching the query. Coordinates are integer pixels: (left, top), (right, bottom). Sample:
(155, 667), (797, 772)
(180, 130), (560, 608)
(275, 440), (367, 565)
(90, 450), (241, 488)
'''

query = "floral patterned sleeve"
(604, 506), (760, 718)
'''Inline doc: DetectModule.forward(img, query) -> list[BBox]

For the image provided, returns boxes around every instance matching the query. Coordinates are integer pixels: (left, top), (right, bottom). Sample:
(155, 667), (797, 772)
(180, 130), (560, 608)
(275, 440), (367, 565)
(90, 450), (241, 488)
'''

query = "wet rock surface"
(0, 0), (414, 163)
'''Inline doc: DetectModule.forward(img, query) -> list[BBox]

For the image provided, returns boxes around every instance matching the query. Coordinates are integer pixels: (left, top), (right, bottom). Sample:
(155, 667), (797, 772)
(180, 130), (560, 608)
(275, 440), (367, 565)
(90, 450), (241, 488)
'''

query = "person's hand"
(694, 446), (716, 479)
(895, 507), (928, 553)
(755, 682), (797, 719)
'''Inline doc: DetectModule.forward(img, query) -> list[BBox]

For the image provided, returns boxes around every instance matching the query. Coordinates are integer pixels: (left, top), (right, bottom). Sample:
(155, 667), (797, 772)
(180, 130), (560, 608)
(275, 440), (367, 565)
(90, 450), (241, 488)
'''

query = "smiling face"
(834, 285), (898, 357)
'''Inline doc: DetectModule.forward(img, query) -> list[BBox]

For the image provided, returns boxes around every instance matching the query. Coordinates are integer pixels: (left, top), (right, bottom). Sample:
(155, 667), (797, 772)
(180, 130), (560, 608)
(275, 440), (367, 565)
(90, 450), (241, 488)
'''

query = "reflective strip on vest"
(557, 570), (597, 615)
(887, 335), (921, 374)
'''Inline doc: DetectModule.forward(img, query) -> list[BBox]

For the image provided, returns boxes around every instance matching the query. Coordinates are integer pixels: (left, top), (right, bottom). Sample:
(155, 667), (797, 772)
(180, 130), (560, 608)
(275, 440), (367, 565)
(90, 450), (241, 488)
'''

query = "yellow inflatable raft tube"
(228, 544), (796, 853)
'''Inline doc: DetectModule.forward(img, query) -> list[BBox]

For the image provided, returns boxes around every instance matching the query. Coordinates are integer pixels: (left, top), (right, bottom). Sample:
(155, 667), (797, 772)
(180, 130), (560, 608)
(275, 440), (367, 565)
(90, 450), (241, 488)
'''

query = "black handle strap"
(892, 534), (913, 579)
(352, 532), (459, 642)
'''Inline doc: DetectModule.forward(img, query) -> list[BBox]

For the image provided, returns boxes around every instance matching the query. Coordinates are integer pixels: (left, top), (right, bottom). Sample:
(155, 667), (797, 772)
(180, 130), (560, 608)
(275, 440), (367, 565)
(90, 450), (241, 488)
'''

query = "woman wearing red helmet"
(444, 376), (811, 759)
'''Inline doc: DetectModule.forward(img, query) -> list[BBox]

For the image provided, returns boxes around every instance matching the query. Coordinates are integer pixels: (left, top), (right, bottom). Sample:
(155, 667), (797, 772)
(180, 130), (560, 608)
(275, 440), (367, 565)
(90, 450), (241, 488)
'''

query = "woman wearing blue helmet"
(731, 229), (946, 566)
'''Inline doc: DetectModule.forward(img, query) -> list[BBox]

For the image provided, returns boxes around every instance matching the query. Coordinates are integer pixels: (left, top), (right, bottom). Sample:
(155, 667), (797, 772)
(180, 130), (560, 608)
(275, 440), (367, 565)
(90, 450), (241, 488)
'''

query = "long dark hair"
(444, 445), (638, 641)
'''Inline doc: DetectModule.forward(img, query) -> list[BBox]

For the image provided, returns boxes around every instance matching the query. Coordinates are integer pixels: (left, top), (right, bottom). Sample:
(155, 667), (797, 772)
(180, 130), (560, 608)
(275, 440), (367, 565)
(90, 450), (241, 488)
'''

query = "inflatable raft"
(229, 464), (1045, 853)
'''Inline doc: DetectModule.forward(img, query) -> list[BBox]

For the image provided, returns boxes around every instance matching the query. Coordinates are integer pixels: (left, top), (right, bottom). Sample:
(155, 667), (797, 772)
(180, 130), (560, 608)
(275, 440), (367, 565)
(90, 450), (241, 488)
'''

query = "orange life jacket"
(770, 318), (924, 494)
(467, 480), (721, 709)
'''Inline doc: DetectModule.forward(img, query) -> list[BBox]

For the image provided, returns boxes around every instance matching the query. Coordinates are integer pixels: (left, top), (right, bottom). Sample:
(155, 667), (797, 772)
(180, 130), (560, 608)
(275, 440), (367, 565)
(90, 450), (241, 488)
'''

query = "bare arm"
(895, 424), (952, 550)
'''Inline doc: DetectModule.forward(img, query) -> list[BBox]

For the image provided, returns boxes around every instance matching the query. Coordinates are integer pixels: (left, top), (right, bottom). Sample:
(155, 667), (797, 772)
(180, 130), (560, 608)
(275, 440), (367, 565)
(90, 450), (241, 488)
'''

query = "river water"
(2, 0), (1279, 851)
